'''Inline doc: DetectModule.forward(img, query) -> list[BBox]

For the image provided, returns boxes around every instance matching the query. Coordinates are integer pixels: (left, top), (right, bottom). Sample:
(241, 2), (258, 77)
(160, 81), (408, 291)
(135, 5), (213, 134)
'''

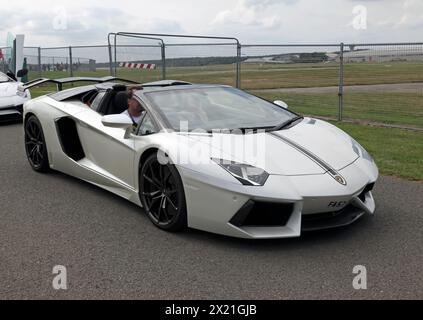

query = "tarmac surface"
(0, 122), (422, 299)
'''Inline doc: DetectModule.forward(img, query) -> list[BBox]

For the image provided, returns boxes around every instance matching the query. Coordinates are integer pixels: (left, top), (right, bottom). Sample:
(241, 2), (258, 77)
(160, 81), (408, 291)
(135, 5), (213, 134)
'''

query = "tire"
(139, 152), (187, 232)
(24, 115), (50, 173)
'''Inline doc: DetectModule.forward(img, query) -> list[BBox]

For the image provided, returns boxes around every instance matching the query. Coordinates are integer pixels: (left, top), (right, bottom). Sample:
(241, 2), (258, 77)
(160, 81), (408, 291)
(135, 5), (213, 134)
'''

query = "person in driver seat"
(121, 89), (145, 128)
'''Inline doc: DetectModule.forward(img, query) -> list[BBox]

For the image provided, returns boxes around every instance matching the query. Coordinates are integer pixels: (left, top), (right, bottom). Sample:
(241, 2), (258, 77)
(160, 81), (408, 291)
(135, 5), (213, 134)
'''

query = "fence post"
(37, 47), (42, 78)
(69, 46), (73, 77)
(338, 42), (344, 121)
(161, 43), (166, 80)
(108, 43), (114, 76)
(236, 43), (241, 88)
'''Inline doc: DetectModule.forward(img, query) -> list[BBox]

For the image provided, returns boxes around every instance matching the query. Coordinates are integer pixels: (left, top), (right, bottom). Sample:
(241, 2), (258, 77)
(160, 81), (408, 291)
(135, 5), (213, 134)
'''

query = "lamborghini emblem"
(334, 175), (347, 186)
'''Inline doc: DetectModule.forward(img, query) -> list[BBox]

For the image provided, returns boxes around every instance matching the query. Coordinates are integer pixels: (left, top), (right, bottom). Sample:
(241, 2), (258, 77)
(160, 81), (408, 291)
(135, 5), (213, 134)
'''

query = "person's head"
(127, 89), (143, 116)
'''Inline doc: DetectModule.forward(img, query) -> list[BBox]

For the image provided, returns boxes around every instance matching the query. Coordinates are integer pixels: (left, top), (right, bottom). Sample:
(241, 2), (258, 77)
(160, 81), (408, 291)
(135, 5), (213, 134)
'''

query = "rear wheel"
(140, 153), (187, 231)
(25, 115), (50, 172)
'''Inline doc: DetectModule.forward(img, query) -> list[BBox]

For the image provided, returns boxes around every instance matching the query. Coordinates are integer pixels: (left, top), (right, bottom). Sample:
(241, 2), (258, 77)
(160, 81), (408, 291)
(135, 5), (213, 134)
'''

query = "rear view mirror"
(17, 69), (28, 78)
(274, 100), (289, 109)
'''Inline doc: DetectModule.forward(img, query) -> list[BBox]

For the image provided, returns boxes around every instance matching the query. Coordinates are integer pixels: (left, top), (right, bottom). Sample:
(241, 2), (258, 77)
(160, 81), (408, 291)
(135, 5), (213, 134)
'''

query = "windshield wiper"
(236, 126), (276, 132)
(272, 116), (304, 131)
(202, 126), (275, 134)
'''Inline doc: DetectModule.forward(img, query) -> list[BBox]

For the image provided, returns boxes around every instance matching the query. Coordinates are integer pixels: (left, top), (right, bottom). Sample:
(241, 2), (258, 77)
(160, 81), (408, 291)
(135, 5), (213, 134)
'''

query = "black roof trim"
(140, 80), (192, 87)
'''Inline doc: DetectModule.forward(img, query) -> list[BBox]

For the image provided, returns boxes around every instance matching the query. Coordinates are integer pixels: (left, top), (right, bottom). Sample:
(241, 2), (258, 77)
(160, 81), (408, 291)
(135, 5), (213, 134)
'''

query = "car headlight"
(212, 158), (269, 186)
(351, 139), (373, 162)
(17, 89), (28, 98)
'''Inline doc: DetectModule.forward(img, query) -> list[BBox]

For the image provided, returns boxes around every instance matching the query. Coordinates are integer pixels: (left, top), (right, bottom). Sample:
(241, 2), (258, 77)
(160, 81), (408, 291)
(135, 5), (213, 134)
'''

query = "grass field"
(29, 61), (423, 88)
(28, 61), (423, 129)
(335, 123), (423, 181)
(29, 61), (423, 127)
(254, 91), (423, 128)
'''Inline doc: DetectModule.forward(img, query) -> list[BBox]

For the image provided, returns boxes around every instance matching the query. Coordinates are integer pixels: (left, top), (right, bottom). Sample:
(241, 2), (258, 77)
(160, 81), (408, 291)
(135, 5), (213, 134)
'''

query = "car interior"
(51, 83), (157, 134)
(96, 85), (131, 115)
(59, 84), (132, 115)
(81, 90), (99, 106)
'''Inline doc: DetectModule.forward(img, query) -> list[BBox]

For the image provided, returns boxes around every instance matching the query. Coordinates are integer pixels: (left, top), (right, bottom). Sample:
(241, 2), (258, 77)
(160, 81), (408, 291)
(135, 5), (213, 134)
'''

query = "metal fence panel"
(20, 40), (423, 129)
(110, 33), (241, 87)
(164, 42), (239, 87)
(38, 47), (72, 79)
(112, 34), (164, 83)
(70, 45), (111, 78)
(342, 43), (423, 128)
(241, 44), (342, 120)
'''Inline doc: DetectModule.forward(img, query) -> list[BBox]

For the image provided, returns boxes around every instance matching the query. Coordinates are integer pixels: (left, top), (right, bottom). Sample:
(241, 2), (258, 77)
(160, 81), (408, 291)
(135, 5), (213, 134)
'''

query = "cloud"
(211, 0), (284, 29)
(0, 5), (185, 46)
(244, 0), (297, 7)
(1, 0), (423, 48)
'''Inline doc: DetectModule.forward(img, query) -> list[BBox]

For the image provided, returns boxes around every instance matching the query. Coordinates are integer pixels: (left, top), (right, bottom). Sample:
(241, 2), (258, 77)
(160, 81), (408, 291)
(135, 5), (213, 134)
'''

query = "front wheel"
(24, 115), (50, 172)
(139, 153), (187, 231)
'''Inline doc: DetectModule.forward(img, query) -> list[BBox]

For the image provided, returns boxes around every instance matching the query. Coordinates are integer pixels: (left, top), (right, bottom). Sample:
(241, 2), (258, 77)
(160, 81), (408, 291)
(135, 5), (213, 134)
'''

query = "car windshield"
(0, 72), (10, 83)
(144, 87), (296, 132)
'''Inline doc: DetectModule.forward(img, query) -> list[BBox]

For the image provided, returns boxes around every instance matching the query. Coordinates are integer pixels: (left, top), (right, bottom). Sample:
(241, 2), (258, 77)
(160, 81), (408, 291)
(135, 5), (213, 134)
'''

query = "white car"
(0, 70), (31, 121)
(23, 79), (378, 239)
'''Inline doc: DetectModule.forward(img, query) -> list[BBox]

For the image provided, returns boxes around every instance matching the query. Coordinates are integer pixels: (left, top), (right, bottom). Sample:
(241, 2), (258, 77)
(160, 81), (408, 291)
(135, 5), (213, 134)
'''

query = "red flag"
(0, 49), (3, 60)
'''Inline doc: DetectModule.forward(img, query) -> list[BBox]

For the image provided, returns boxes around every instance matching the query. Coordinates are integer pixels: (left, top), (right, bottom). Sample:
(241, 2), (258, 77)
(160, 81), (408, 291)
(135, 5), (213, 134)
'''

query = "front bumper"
(301, 190), (375, 231)
(179, 157), (378, 239)
(0, 95), (28, 121)
(0, 105), (23, 122)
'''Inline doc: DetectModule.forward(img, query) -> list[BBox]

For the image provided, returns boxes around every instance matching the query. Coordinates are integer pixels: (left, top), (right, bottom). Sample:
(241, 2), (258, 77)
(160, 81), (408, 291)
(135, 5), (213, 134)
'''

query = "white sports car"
(0, 69), (31, 121)
(23, 78), (378, 239)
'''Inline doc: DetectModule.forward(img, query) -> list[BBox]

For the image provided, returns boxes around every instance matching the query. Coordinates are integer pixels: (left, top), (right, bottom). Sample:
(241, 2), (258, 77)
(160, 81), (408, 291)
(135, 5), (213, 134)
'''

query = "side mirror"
(274, 100), (289, 109)
(102, 114), (134, 139)
(17, 69), (28, 78)
(102, 114), (133, 129)
(6, 71), (17, 81)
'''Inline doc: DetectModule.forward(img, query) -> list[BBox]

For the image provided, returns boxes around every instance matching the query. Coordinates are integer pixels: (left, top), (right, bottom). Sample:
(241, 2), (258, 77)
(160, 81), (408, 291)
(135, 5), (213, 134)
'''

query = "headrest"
(113, 84), (127, 92)
(113, 91), (129, 114)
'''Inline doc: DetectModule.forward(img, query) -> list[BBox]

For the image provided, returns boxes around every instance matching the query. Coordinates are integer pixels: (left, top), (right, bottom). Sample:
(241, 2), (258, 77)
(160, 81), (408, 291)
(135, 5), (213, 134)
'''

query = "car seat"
(108, 91), (129, 115)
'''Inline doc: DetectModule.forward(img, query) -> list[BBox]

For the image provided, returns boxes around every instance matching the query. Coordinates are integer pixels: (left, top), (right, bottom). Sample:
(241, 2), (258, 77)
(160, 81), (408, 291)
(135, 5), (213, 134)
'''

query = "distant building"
(340, 48), (423, 63)
(244, 54), (299, 64)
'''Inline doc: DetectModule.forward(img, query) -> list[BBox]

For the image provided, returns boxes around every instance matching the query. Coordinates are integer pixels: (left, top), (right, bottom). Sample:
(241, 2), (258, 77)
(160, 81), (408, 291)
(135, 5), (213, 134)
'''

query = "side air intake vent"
(56, 117), (85, 161)
(358, 183), (375, 202)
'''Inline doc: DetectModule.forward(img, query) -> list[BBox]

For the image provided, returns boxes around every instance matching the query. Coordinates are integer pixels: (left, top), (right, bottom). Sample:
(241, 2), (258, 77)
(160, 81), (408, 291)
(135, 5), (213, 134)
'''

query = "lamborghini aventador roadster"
(23, 78), (378, 239)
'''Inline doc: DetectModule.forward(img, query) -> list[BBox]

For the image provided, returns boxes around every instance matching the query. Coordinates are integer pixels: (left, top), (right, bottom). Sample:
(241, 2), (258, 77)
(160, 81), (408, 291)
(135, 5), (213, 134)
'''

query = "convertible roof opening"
(21, 76), (139, 92)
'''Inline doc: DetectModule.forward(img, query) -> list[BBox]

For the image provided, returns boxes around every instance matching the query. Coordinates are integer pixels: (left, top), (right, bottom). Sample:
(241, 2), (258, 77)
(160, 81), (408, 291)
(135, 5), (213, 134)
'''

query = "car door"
(71, 92), (137, 189)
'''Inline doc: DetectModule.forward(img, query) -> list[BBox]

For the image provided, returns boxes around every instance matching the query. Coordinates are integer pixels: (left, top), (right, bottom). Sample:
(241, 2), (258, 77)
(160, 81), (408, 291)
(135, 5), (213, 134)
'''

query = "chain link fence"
(241, 44), (341, 122)
(341, 43), (423, 128)
(112, 34), (164, 83)
(163, 42), (239, 87)
(241, 42), (423, 129)
(70, 45), (111, 77)
(109, 33), (240, 87)
(22, 40), (423, 129)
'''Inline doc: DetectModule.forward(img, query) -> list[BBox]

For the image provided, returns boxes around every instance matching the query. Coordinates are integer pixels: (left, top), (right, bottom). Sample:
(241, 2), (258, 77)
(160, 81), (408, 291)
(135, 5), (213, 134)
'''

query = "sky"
(0, 0), (422, 47)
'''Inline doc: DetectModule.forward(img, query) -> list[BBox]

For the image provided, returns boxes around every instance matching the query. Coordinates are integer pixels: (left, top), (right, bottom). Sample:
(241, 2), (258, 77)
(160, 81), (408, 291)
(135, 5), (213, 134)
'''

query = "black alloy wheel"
(140, 153), (187, 231)
(25, 115), (50, 172)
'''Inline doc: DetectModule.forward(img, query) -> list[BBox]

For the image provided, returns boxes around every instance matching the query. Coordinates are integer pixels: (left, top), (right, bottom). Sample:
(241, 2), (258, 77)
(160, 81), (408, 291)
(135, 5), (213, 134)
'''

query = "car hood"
(0, 82), (19, 97)
(182, 118), (359, 176)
